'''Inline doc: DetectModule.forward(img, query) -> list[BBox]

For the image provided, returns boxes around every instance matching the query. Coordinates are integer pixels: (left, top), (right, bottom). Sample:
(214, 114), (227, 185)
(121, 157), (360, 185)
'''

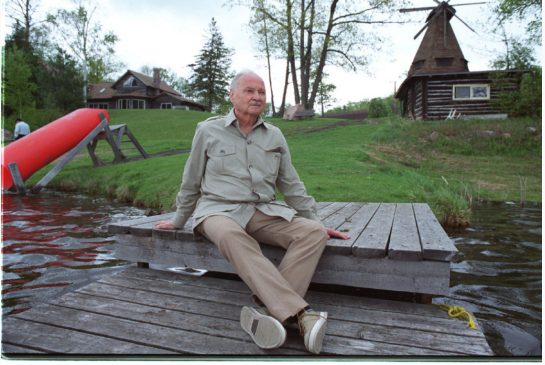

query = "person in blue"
(13, 118), (31, 140)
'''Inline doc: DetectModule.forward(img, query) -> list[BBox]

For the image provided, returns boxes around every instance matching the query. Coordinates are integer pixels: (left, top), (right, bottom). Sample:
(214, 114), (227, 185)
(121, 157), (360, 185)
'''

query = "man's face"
(230, 74), (266, 119)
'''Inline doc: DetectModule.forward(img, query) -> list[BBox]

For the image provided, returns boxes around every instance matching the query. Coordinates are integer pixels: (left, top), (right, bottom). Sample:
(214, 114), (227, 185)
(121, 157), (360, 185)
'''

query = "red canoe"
(1, 108), (109, 191)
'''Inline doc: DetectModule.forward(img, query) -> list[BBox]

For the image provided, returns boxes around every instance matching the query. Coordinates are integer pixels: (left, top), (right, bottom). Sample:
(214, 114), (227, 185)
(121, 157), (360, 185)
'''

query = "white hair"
(230, 70), (261, 91)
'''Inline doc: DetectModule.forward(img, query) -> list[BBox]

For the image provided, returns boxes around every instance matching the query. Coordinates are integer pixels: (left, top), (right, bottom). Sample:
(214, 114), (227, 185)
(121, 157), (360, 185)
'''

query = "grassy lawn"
(25, 109), (541, 226)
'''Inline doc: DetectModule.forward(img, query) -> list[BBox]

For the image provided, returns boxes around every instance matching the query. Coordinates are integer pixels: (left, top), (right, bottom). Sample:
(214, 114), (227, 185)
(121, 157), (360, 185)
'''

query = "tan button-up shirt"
(171, 109), (321, 230)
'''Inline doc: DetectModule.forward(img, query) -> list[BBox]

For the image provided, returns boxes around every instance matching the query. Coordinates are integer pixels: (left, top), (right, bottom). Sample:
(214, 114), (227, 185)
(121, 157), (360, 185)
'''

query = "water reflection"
(1, 190), (144, 315)
(443, 202), (542, 356)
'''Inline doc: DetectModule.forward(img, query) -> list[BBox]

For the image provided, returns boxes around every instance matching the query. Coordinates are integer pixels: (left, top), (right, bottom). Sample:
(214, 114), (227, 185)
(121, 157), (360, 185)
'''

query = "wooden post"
(100, 113), (126, 164)
(31, 119), (110, 194)
(8, 162), (27, 195)
(86, 139), (105, 167)
(124, 127), (149, 158)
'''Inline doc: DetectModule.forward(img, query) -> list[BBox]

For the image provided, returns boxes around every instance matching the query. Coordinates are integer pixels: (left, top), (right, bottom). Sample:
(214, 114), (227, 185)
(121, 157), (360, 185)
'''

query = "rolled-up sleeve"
(171, 123), (207, 228)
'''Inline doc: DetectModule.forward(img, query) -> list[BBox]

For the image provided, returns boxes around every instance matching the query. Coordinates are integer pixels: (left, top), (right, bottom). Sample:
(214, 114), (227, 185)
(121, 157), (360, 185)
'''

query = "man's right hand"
(154, 220), (176, 230)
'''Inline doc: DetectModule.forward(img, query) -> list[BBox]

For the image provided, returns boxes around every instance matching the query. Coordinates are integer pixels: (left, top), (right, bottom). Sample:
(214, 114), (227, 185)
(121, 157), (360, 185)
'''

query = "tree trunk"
(262, 16), (276, 116)
(286, 0), (300, 105)
(300, 0), (315, 110)
(277, 59), (290, 117)
(300, 0), (307, 108)
(308, 0), (338, 110)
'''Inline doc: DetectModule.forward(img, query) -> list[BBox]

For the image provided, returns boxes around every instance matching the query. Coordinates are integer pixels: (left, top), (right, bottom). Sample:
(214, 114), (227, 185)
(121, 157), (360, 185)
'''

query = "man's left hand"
(325, 228), (350, 240)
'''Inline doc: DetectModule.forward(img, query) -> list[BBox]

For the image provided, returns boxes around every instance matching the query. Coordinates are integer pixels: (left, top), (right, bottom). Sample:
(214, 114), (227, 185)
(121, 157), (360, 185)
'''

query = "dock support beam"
(31, 114), (111, 194)
(8, 162), (27, 195)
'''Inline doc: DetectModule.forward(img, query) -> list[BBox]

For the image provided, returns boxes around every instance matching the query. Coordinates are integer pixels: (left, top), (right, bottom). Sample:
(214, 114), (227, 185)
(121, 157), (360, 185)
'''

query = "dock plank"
(352, 203), (395, 257)
(321, 202), (363, 231)
(330, 203), (379, 254)
(2, 316), (173, 354)
(317, 202), (350, 221)
(413, 203), (458, 261)
(108, 213), (173, 234)
(2, 343), (46, 354)
(12, 303), (299, 355)
(388, 203), (422, 261)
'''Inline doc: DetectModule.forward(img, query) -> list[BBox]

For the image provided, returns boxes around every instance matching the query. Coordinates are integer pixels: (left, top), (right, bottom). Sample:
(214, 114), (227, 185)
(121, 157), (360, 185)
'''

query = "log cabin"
(395, 1), (528, 120)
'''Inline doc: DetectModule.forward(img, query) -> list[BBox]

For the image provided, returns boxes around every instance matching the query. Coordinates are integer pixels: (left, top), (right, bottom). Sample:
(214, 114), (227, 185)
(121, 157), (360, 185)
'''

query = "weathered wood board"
(2, 267), (493, 357)
(108, 202), (458, 296)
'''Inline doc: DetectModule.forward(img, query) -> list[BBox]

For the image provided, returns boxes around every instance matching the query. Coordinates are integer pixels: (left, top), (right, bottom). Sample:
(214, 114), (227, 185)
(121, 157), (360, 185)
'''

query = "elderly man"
(155, 70), (348, 354)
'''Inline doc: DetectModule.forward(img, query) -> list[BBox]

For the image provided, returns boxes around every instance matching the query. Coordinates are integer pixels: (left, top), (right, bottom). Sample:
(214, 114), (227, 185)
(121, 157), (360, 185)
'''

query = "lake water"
(1, 191), (541, 356)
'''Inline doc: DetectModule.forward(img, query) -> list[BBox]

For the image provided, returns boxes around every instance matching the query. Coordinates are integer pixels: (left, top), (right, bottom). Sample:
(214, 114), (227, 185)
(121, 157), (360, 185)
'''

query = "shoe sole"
(305, 312), (328, 354)
(240, 306), (286, 349)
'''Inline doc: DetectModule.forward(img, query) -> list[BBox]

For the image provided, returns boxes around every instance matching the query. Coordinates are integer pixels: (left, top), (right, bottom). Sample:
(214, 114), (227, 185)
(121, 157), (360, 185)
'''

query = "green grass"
(25, 109), (541, 226)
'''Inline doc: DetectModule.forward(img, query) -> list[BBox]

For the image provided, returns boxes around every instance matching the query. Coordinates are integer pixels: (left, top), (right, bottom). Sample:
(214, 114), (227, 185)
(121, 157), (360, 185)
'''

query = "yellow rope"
(437, 304), (477, 330)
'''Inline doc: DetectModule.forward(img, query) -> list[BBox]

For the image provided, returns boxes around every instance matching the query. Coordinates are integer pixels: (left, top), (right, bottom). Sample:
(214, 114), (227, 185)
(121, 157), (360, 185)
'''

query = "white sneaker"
(298, 310), (328, 354)
(240, 306), (286, 349)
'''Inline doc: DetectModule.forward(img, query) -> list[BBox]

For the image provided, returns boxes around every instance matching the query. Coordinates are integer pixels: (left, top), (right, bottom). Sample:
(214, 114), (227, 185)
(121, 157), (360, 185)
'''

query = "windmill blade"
(453, 13), (477, 33)
(413, 23), (429, 39)
(399, 6), (436, 13)
(449, 2), (487, 6)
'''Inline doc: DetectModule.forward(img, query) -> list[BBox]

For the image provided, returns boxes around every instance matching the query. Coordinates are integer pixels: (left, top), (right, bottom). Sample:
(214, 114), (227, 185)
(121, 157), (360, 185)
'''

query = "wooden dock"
(110, 202), (459, 300)
(2, 266), (493, 357)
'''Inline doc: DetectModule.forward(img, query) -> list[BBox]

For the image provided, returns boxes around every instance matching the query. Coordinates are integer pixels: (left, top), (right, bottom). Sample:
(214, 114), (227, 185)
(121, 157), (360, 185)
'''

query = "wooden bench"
(108, 202), (458, 302)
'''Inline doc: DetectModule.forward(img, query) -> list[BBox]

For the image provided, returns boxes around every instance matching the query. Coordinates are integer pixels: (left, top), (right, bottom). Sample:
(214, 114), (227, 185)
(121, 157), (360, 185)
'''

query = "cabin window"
(123, 76), (138, 88)
(160, 103), (173, 109)
(452, 84), (490, 100)
(88, 103), (108, 109)
(117, 99), (146, 109)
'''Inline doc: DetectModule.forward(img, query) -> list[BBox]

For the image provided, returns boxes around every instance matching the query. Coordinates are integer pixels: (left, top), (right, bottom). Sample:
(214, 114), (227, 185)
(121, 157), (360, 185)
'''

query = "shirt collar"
(225, 108), (269, 129)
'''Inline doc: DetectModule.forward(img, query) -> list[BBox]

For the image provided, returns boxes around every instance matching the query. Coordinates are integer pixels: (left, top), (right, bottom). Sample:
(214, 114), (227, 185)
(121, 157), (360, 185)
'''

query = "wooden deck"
(109, 202), (458, 298)
(2, 266), (493, 357)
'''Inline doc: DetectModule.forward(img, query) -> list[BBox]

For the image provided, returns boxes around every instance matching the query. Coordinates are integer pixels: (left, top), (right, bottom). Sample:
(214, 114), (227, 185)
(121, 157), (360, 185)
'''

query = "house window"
(88, 103), (108, 109)
(117, 99), (146, 109)
(160, 103), (173, 109)
(123, 76), (138, 88)
(453, 84), (490, 100)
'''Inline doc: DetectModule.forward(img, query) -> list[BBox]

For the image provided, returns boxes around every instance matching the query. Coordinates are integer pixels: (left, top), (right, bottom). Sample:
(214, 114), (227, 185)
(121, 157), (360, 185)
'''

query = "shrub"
(368, 98), (389, 118)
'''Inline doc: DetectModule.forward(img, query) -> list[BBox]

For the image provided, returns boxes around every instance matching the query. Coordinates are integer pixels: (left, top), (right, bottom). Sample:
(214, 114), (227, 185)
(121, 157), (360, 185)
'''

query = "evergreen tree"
(186, 18), (234, 112)
(44, 48), (85, 111)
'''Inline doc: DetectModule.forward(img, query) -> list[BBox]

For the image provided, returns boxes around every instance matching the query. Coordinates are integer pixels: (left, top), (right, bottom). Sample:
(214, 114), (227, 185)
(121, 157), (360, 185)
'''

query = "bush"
(491, 67), (542, 117)
(368, 98), (389, 118)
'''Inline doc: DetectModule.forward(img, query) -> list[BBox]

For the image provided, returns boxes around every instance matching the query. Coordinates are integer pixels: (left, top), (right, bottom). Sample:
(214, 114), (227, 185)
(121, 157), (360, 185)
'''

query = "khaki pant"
(198, 210), (328, 322)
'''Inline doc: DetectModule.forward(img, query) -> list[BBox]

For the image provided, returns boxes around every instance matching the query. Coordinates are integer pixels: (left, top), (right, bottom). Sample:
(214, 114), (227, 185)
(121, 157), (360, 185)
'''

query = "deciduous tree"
(249, 0), (405, 110)
(494, 0), (541, 45)
(46, 0), (122, 102)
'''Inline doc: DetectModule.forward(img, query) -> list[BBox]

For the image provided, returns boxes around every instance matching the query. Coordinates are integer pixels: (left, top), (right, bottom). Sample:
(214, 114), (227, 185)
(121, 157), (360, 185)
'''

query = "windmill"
(399, 1), (485, 76)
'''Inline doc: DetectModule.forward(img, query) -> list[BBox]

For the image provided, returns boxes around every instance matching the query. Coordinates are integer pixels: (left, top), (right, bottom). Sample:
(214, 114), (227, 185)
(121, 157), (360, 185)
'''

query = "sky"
(3, 0), (541, 110)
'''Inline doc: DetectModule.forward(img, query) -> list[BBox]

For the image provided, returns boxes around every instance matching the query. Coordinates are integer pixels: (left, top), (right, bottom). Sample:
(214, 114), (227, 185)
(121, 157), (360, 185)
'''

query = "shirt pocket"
(207, 144), (238, 175)
(254, 145), (282, 182)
